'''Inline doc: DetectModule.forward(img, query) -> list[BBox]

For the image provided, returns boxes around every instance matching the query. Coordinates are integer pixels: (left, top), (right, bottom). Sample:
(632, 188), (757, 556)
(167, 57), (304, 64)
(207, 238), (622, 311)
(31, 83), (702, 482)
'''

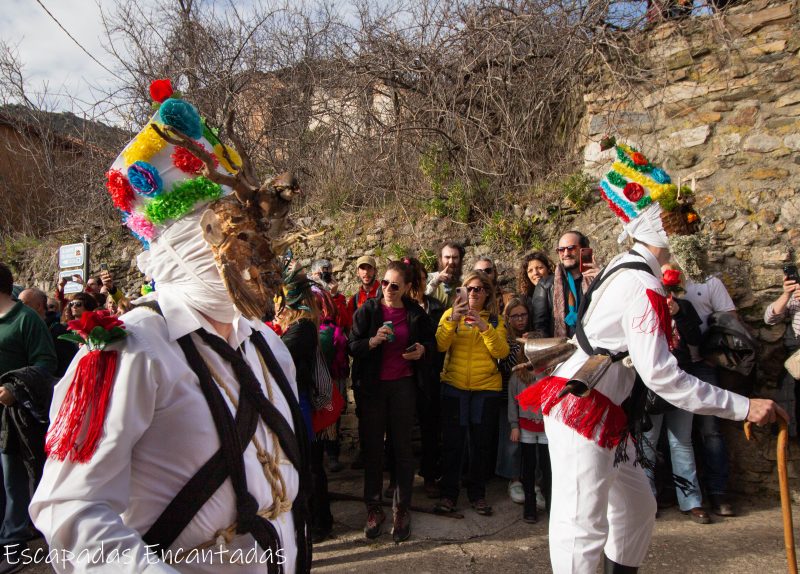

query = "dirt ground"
(18, 467), (797, 573)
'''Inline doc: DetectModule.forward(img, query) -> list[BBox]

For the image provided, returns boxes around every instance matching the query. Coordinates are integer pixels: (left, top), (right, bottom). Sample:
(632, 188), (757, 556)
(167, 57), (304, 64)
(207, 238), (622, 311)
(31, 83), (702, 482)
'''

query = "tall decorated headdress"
(598, 136), (708, 281)
(105, 79), (302, 319)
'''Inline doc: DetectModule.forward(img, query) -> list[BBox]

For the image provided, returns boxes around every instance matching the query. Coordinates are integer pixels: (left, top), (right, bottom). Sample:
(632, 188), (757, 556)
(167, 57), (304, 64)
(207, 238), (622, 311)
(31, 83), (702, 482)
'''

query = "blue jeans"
(688, 362), (730, 497)
(643, 409), (702, 511)
(495, 401), (521, 479)
(0, 453), (31, 547)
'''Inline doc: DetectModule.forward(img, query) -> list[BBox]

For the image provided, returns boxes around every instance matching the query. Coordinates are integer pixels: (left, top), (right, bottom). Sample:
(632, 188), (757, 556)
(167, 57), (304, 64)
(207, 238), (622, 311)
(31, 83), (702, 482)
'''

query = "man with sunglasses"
(0, 264), (57, 573)
(532, 231), (599, 338)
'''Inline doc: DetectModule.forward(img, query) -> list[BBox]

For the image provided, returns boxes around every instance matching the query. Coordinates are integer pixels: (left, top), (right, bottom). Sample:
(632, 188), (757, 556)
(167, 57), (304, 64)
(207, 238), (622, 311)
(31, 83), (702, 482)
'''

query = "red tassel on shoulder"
(646, 289), (674, 350)
(47, 310), (126, 463)
(46, 349), (119, 463)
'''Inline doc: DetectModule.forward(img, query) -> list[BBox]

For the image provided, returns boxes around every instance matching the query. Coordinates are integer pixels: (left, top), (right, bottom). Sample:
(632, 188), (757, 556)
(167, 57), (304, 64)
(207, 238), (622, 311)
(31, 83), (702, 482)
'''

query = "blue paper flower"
(159, 98), (202, 139)
(128, 161), (163, 197)
(650, 168), (671, 184)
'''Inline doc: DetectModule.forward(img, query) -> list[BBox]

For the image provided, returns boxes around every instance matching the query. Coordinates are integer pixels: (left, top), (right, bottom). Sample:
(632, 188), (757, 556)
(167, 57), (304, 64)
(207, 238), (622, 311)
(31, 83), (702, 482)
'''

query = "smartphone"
(100, 263), (109, 271)
(405, 344), (417, 353)
(579, 248), (594, 274)
(785, 264), (799, 283)
(454, 286), (467, 306)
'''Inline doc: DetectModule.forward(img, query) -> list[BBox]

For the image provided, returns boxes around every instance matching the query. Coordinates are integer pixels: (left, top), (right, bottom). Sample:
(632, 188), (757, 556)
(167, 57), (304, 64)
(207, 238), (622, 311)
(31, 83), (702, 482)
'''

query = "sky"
(1, 0), (123, 115)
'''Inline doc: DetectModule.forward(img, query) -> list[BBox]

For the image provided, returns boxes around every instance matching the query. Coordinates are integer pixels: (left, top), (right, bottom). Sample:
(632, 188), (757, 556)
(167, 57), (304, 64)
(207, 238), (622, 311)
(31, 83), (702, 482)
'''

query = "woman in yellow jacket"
(434, 270), (510, 516)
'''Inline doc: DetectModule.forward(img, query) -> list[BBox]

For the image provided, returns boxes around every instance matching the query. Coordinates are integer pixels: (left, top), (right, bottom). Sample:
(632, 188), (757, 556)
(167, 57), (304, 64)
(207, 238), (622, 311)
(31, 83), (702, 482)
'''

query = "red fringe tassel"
(46, 349), (118, 463)
(517, 376), (627, 449)
(646, 289), (674, 350)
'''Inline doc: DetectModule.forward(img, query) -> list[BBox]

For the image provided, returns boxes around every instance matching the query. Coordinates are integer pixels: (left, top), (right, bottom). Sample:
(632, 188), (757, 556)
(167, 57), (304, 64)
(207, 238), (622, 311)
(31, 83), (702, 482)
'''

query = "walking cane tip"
(743, 421), (753, 441)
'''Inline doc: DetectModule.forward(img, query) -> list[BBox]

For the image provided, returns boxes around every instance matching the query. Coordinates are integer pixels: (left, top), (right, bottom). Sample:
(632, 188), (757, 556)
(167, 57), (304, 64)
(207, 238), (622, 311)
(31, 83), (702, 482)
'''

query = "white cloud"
(1, 0), (118, 112)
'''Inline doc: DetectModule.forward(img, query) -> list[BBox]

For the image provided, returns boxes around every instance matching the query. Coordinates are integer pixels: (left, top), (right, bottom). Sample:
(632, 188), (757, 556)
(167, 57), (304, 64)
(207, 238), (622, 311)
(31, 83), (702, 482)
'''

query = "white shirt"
(682, 276), (736, 333)
(551, 244), (749, 420)
(30, 298), (300, 573)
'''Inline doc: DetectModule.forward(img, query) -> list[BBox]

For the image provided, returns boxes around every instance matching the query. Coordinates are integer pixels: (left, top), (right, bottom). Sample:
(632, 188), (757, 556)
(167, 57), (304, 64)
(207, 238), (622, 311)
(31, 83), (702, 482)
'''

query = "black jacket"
(281, 319), (319, 399)
(671, 297), (703, 368)
(530, 274), (554, 335)
(348, 297), (435, 389)
(0, 366), (57, 485)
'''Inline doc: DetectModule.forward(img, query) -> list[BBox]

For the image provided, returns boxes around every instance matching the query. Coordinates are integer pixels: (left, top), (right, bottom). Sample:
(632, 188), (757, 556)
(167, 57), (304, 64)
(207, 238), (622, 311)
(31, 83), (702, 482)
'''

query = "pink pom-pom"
(125, 212), (156, 240)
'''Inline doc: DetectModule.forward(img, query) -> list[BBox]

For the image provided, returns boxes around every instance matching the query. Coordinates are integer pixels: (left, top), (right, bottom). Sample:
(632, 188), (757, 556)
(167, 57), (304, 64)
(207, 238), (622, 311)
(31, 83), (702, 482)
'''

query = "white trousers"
(546, 414), (656, 574)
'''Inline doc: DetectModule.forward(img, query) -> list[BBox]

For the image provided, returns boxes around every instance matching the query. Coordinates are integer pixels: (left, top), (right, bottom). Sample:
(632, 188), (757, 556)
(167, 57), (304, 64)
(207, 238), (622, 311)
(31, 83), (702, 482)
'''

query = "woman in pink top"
(348, 260), (435, 543)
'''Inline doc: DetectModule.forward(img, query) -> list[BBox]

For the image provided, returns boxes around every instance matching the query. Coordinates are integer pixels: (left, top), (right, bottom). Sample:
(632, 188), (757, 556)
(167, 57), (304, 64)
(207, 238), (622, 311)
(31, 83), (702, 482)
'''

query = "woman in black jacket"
(277, 264), (334, 543)
(348, 260), (435, 543)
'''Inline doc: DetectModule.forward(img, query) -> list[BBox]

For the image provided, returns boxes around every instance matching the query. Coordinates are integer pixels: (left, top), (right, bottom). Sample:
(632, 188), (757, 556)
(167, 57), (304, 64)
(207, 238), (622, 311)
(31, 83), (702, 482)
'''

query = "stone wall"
(10, 0), (800, 499)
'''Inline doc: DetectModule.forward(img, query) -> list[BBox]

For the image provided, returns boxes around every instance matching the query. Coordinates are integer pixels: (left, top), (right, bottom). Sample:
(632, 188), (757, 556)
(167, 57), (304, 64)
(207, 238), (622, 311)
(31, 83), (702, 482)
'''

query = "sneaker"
(433, 498), (456, 514)
(710, 495), (736, 517)
(392, 507), (411, 543)
(471, 498), (493, 516)
(328, 457), (343, 473)
(364, 505), (386, 539)
(508, 481), (525, 504)
(535, 485), (546, 511)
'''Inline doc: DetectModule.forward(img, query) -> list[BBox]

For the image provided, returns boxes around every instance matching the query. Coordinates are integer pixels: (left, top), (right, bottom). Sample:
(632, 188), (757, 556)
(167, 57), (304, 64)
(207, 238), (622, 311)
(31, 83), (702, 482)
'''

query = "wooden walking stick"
(744, 417), (797, 574)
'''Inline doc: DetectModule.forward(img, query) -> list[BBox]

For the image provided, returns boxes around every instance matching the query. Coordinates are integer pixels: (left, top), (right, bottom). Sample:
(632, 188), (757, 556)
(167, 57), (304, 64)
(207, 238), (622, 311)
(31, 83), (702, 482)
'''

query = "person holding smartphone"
(434, 270), (510, 517)
(765, 261), (800, 435)
(348, 260), (435, 543)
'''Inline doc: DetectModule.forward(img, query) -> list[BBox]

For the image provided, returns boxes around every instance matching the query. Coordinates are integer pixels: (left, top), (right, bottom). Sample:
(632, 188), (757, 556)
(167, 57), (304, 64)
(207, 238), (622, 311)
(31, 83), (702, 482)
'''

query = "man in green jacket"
(0, 262), (56, 573)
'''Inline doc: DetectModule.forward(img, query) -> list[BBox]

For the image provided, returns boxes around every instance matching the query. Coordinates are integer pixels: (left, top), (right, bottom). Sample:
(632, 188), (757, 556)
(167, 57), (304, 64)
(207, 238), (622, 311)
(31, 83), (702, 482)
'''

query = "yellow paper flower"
(214, 143), (242, 174)
(122, 124), (168, 166)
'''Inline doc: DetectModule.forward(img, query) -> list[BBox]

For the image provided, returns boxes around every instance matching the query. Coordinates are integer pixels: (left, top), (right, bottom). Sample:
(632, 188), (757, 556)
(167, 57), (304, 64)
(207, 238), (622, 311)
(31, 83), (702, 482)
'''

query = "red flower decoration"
(172, 145), (217, 174)
(149, 79), (173, 103)
(105, 169), (135, 212)
(623, 182), (645, 202)
(662, 269), (682, 287)
(632, 152), (648, 166)
(67, 310), (124, 339)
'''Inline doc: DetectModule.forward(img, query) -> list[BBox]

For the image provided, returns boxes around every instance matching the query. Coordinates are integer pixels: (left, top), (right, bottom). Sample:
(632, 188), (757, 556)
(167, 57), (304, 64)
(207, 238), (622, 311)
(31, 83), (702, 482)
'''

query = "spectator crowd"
(0, 224), (797, 566)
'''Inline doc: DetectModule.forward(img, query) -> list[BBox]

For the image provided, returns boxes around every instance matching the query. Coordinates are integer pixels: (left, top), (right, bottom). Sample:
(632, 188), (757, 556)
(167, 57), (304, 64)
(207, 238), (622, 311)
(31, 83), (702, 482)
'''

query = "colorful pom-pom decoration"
(124, 211), (156, 241)
(122, 124), (168, 166)
(128, 161), (163, 198)
(214, 143), (242, 174)
(202, 122), (221, 147)
(149, 79), (173, 103)
(686, 212), (699, 223)
(172, 145), (217, 174)
(632, 152), (648, 166)
(105, 169), (135, 213)
(159, 98), (202, 139)
(650, 168), (671, 184)
(144, 177), (223, 225)
(623, 182), (645, 202)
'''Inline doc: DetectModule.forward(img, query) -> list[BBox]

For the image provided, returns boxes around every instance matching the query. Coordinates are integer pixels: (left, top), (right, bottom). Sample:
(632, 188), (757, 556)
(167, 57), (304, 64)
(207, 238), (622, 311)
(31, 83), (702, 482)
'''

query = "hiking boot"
(392, 506), (411, 543)
(364, 505), (386, 539)
(682, 507), (711, 524)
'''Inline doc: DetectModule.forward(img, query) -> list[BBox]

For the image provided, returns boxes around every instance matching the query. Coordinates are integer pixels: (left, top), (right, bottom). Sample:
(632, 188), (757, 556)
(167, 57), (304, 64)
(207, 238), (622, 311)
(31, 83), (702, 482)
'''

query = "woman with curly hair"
(517, 252), (554, 332)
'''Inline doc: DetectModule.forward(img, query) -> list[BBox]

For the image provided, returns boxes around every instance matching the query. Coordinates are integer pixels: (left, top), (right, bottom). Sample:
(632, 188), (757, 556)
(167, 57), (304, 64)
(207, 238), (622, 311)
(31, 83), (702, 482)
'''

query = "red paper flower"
(64, 310), (126, 351)
(623, 182), (645, 202)
(172, 145), (217, 174)
(662, 269), (682, 287)
(105, 169), (135, 212)
(632, 152), (648, 166)
(149, 79), (173, 103)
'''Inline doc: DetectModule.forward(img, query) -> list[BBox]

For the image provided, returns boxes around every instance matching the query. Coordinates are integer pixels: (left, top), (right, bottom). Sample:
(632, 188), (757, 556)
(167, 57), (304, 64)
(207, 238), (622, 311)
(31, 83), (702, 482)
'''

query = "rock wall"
(11, 0), (799, 499)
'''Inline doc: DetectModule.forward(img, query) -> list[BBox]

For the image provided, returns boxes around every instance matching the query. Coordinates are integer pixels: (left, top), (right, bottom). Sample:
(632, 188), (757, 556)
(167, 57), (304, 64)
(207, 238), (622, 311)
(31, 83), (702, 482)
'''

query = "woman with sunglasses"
(348, 260), (435, 543)
(434, 271), (510, 516)
(65, 292), (97, 320)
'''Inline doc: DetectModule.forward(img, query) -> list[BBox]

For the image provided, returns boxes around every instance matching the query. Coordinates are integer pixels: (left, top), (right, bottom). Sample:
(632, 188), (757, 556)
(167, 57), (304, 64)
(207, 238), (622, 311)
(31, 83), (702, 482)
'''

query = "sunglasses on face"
(509, 313), (528, 321)
(69, 301), (84, 308)
(556, 245), (578, 253)
(475, 267), (493, 274)
(381, 279), (401, 291)
(465, 286), (484, 294)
